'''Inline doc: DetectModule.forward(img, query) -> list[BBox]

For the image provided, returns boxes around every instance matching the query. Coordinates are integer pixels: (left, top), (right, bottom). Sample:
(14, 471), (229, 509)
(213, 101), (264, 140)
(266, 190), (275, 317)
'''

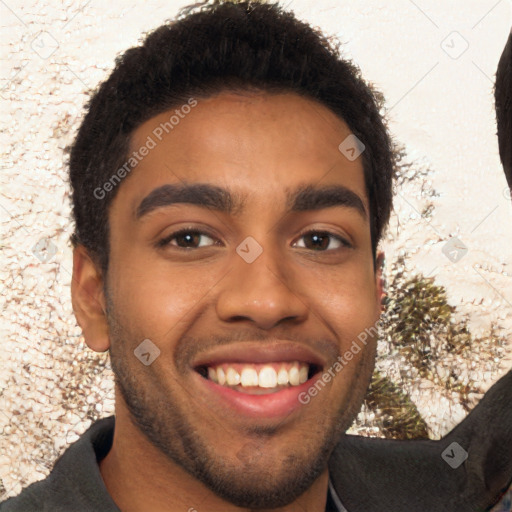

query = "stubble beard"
(105, 297), (375, 508)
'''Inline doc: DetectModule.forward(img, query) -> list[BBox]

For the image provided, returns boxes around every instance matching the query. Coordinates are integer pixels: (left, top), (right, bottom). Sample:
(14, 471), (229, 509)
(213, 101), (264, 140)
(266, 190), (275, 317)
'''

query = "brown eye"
(294, 231), (351, 251)
(158, 229), (218, 249)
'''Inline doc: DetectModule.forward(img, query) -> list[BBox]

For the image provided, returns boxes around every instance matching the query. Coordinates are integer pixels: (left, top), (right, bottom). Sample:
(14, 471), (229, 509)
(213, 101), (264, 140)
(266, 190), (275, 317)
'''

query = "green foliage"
(381, 256), (474, 377)
(366, 370), (430, 439)
(359, 254), (506, 439)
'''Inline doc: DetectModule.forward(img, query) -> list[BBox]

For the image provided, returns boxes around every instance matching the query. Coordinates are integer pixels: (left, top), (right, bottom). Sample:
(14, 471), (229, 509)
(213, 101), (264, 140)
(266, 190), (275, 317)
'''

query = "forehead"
(119, 92), (368, 214)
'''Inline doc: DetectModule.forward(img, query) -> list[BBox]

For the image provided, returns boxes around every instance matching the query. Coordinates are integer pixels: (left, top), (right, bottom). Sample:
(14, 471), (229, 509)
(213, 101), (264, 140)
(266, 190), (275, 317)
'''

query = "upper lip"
(191, 341), (326, 369)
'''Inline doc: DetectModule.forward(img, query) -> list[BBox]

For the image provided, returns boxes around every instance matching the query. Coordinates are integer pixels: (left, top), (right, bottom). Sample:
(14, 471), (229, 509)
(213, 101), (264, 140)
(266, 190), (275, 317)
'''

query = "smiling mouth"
(195, 362), (322, 395)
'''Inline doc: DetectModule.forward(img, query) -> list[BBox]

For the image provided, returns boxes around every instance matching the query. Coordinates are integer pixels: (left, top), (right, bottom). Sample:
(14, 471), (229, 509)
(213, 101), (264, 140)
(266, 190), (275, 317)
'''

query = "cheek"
(315, 271), (378, 370)
(108, 261), (222, 340)
(319, 269), (379, 334)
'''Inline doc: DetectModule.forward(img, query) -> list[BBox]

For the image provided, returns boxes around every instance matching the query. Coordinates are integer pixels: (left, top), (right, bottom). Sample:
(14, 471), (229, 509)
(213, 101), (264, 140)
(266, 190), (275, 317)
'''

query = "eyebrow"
(135, 182), (367, 220)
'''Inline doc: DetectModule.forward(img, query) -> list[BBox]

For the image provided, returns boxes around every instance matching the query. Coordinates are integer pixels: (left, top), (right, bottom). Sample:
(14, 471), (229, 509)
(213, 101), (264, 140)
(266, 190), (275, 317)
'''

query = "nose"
(215, 242), (309, 330)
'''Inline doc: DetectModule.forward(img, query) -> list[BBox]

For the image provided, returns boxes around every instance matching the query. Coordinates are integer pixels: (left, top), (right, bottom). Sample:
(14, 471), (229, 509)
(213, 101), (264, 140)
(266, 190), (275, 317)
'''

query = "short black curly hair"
(69, 1), (395, 275)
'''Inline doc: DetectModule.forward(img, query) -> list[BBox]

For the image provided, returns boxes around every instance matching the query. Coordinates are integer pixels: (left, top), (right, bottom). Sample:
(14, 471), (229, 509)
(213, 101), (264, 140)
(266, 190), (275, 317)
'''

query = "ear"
(375, 251), (385, 314)
(71, 245), (110, 352)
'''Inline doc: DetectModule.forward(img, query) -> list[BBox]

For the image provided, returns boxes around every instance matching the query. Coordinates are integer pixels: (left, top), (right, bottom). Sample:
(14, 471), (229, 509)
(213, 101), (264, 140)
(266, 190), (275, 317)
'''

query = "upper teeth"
(206, 362), (309, 388)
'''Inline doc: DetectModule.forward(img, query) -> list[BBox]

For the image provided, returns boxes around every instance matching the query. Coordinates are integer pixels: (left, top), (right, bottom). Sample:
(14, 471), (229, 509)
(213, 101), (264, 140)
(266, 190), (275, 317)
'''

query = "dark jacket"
(329, 369), (512, 511)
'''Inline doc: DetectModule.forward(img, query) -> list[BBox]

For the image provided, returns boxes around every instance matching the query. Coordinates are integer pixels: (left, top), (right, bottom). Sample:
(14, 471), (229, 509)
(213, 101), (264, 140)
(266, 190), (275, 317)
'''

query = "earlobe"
(71, 245), (110, 352)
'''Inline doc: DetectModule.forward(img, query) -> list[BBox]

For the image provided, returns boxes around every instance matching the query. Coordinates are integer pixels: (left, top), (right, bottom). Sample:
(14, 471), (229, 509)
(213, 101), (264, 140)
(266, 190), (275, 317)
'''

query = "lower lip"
(193, 371), (323, 420)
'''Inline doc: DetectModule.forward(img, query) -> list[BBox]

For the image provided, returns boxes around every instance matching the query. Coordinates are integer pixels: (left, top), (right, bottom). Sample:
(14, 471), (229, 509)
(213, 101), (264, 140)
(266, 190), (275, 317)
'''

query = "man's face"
(103, 92), (381, 507)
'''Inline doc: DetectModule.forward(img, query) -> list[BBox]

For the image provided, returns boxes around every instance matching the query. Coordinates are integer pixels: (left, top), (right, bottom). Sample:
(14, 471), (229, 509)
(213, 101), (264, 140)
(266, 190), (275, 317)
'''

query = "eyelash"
(157, 228), (220, 249)
(157, 227), (352, 252)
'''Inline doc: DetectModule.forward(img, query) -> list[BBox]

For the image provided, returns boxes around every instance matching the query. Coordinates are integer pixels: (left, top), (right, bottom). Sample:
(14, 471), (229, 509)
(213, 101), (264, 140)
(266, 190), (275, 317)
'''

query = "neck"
(99, 392), (330, 512)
